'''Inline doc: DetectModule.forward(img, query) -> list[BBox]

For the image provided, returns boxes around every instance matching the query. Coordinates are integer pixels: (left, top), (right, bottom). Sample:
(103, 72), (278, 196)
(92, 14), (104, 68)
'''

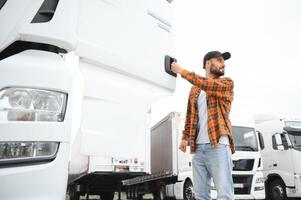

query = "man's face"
(207, 56), (225, 77)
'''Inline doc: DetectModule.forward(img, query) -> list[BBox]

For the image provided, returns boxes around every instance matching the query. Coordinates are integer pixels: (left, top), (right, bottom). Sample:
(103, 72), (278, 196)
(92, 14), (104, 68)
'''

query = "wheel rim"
(185, 184), (194, 200)
(272, 185), (284, 199)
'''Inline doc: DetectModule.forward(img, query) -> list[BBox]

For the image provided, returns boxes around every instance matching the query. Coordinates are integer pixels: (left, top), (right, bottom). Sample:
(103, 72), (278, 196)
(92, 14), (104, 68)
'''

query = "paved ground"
(66, 192), (154, 200)
(66, 193), (301, 200)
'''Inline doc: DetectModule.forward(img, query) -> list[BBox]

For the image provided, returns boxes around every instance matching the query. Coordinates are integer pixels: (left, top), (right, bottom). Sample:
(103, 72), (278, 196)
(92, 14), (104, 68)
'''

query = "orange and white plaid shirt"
(180, 69), (235, 154)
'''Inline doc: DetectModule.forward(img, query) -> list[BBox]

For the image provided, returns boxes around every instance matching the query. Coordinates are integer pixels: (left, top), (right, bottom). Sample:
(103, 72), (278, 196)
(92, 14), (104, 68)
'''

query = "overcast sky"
(151, 0), (301, 125)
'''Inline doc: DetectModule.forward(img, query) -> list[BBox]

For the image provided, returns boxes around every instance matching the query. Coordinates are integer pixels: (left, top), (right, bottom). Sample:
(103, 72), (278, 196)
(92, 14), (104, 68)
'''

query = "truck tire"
(69, 192), (80, 200)
(268, 179), (287, 200)
(153, 185), (166, 200)
(100, 191), (115, 200)
(183, 180), (194, 200)
(68, 185), (80, 200)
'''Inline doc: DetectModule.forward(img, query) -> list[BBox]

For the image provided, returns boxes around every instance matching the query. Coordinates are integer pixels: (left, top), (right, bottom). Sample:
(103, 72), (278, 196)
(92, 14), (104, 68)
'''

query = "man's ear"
(205, 60), (210, 68)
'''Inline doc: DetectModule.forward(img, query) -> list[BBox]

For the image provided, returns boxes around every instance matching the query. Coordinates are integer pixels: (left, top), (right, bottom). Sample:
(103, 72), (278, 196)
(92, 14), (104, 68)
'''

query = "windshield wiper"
(235, 145), (257, 151)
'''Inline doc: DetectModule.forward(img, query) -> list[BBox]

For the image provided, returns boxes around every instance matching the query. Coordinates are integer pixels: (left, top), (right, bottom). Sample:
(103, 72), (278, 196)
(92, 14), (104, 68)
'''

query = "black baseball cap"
(203, 51), (231, 69)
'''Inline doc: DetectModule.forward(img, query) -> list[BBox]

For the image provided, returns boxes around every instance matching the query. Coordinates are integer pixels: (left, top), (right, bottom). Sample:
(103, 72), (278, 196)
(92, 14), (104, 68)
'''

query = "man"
(171, 51), (235, 200)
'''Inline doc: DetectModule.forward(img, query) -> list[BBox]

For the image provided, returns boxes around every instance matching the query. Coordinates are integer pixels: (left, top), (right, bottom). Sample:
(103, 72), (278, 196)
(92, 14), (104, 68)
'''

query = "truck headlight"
(0, 142), (59, 165)
(0, 88), (67, 122)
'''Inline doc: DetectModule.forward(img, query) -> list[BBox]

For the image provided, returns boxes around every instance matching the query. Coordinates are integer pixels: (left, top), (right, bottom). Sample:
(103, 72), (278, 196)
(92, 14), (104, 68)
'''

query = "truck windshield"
(288, 132), (301, 149)
(232, 126), (258, 151)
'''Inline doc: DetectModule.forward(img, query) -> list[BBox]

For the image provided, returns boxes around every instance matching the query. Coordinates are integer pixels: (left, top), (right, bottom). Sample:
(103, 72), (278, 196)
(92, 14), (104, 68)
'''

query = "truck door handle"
(164, 55), (177, 77)
(273, 163), (277, 167)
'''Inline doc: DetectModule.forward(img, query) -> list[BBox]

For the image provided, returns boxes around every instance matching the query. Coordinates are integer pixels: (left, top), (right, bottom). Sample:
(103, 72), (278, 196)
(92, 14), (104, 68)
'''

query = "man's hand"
(171, 62), (184, 74)
(179, 139), (188, 153)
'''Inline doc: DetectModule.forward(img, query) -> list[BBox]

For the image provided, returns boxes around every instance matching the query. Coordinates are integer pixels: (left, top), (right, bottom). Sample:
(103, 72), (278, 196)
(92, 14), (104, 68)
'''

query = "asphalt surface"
(66, 192), (153, 200)
(66, 192), (301, 200)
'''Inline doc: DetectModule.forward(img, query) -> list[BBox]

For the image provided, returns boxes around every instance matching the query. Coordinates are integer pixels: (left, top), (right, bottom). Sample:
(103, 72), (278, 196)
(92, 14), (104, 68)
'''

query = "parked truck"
(0, 0), (176, 199)
(211, 122), (266, 200)
(255, 117), (301, 200)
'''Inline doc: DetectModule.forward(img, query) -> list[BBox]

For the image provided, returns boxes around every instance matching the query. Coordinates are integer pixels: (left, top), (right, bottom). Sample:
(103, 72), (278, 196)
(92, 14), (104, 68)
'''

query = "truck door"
(75, 0), (176, 161)
(272, 133), (295, 187)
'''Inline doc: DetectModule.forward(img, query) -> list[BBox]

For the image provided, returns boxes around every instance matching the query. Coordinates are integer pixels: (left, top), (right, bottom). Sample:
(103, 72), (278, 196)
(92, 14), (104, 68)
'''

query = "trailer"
(122, 112), (194, 200)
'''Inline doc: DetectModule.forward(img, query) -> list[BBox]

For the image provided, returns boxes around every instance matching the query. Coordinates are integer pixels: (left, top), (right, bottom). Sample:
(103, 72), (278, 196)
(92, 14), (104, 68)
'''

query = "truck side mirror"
(274, 134), (285, 151)
(257, 131), (264, 150)
(275, 134), (282, 145)
(164, 55), (177, 77)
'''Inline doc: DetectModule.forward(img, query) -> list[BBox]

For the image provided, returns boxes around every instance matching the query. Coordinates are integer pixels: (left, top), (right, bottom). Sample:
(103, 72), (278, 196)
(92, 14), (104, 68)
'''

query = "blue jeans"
(192, 143), (234, 200)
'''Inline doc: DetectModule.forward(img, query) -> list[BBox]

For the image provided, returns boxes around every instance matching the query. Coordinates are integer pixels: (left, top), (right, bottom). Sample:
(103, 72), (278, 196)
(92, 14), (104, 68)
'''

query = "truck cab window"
(272, 133), (289, 150)
(232, 126), (258, 151)
(0, 0), (7, 10)
(280, 134), (289, 150)
(287, 130), (301, 150)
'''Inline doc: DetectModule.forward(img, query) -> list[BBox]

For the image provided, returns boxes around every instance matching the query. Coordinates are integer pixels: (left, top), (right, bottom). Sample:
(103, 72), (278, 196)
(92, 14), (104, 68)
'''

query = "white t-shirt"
(196, 90), (229, 145)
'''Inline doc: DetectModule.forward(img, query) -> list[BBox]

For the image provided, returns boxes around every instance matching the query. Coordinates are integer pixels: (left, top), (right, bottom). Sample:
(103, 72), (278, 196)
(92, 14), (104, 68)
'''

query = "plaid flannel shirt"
(180, 69), (235, 154)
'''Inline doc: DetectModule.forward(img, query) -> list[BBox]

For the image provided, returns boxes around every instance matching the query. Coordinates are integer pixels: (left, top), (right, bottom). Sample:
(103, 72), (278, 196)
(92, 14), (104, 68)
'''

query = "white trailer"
(0, 0), (176, 200)
(122, 112), (194, 200)
(255, 117), (301, 200)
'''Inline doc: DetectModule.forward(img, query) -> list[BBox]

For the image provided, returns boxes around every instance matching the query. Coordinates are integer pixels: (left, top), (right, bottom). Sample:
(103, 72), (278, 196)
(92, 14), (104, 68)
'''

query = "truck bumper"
(211, 191), (265, 200)
(0, 143), (69, 200)
(211, 171), (265, 200)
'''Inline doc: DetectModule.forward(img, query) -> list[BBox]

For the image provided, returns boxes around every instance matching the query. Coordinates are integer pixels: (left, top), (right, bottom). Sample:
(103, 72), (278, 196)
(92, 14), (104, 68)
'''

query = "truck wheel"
(269, 179), (287, 200)
(69, 192), (80, 200)
(183, 180), (194, 200)
(100, 191), (115, 200)
(153, 185), (166, 200)
(137, 194), (144, 200)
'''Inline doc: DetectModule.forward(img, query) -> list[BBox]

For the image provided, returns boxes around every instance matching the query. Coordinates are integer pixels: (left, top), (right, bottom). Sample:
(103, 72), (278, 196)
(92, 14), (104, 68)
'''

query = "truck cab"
(211, 124), (266, 200)
(256, 119), (301, 200)
(164, 119), (265, 200)
(0, 0), (176, 199)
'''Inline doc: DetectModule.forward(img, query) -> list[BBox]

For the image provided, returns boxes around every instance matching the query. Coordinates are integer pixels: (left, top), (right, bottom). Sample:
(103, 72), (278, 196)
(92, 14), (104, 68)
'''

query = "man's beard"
(210, 65), (224, 77)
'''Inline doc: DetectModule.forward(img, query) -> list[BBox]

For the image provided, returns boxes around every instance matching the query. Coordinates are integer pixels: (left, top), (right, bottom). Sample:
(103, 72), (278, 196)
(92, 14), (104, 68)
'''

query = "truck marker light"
(254, 186), (265, 191)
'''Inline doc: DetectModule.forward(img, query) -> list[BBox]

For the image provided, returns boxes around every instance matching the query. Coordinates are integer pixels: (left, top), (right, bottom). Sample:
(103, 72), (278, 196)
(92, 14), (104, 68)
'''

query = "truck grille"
(233, 175), (253, 194)
(232, 159), (254, 171)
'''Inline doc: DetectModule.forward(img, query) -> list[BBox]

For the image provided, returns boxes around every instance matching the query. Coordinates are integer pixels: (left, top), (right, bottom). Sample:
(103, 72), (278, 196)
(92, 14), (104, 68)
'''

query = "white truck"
(0, 0), (176, 200)
(255, 117), (301, 200)
(122, 113), (265, 200)
(211, 123), (265, 200)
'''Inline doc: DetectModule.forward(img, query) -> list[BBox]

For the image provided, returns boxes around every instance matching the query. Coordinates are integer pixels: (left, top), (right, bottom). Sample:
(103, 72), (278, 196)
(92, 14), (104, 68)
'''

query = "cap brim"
(220, 52), (231, 60)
